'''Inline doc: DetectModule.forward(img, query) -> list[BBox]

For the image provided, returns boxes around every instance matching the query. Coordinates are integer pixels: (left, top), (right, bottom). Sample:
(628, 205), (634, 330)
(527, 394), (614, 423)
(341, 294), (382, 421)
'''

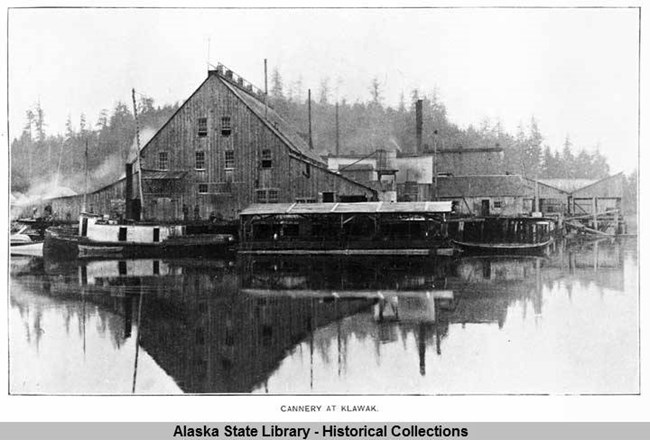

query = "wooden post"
(308, 89), (313, 150)
(434, 133), (438, 200)
(592, 197), (598, 231)
(83, 138), (88, 212)
(132, 88), (145, 220)
(264, 58), (268, 119)
(335, 102), (340, 156)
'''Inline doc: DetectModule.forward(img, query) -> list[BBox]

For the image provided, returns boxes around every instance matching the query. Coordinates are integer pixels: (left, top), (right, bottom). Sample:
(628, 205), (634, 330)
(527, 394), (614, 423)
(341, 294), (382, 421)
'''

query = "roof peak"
(208, 62), (271, 107)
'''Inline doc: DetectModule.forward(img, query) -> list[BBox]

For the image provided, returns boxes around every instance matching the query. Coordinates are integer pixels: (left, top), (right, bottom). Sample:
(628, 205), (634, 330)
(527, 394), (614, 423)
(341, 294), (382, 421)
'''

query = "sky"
(7, 7), (640, 173)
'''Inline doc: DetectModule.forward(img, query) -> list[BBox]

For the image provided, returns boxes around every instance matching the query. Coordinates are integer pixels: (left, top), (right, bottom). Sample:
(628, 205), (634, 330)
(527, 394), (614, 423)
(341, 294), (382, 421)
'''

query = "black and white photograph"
(6, 4), (640, 401)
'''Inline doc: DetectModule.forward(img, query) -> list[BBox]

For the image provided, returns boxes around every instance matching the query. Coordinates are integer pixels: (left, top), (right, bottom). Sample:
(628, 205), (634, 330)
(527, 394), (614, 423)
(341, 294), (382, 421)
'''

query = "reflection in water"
(9, 238), (638, 394)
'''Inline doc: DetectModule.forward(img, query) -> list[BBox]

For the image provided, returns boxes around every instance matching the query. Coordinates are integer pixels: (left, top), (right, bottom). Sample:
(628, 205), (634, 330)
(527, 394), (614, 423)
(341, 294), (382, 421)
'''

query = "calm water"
(9, 239), (638, 394)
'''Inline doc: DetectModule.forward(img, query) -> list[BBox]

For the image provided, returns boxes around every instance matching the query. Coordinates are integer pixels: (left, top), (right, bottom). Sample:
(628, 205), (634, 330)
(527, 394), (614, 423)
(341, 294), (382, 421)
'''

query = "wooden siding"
(32, 71), (375, 222)
(571, 173), (624, 199)
(137, 73), (374, 221)
(20, 179), (128, 220)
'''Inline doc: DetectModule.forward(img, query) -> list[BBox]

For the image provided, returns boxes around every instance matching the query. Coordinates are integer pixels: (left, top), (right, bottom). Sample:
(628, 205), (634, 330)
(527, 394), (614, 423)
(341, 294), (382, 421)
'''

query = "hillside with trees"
(11, 69), (633, 207)
(10, 98), (179, 196)
(267, 69), (613, 180)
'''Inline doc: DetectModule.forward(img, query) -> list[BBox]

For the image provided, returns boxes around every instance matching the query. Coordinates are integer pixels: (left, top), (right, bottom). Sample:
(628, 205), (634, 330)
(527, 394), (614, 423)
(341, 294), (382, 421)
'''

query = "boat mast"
(131, 89), (145, 220)
(83, 138), (88, 212)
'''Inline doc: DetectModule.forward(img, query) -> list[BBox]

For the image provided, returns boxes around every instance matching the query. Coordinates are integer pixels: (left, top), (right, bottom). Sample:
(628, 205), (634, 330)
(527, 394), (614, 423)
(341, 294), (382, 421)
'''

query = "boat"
(448, 216), (556, 254)
(10, 225), (45, 257)
(238, 201), (456, 256)
(44, 213), (236, 259)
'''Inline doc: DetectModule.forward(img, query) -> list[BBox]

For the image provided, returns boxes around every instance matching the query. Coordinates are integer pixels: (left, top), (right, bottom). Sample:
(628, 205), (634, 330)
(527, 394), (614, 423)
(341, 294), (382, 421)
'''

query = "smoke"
(11, 180), (77, 219)
(10, 126), (159, 219)
(388, 136), (402, 152)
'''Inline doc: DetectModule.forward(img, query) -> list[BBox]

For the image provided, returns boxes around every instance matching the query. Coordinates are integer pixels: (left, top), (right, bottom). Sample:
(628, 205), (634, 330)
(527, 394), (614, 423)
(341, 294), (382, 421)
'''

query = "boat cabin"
(239, 201), (453, 254)
(79, 214), (185, 244)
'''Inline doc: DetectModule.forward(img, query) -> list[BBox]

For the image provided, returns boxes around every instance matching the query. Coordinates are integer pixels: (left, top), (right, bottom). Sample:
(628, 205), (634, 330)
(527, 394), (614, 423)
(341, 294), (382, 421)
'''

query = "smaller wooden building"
(436, 175), (568, 216)
(569, 173), (624, 215)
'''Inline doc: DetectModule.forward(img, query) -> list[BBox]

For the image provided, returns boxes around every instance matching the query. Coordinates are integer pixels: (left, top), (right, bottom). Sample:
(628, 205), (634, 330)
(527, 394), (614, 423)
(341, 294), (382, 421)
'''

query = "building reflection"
(10, 238), (632, 393)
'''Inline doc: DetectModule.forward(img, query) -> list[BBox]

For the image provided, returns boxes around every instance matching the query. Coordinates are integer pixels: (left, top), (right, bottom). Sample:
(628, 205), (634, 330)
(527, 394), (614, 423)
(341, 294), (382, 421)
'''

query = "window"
(198, 184), (209, 194)
(261, 149), (272, 168)
(256, 188), (280, 204)
(493, 201), (502, 208)
(221, 116), (232, 136)
(295, 198), (316, 204)
(322, 192), (336, 203)
(224, 169), (234, 184)
(224, 150), (235, 169)
(256, 189), (266, 203)
(198, 118), (208, 137)
(195, 151), (205, 170)
(158, 152), (168, 170)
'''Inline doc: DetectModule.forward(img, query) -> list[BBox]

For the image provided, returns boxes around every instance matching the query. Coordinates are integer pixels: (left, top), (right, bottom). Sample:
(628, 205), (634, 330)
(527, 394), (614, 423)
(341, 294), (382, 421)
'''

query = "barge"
(238, 201), (455, 256)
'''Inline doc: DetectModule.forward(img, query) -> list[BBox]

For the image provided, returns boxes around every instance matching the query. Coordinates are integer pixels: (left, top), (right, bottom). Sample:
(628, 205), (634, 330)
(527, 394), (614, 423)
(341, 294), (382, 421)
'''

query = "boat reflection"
(9, 238), (634, 394)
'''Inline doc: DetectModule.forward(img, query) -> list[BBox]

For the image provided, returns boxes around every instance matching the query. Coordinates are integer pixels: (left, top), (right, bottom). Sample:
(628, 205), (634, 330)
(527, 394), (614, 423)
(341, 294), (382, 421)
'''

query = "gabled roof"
(536, 179), (597, 193)
(437, 175), (533, 197)
(135, 76), (211, 161)
(522, 177), (570, 194)
(569, 172), (624, 195)
(240, 201), (453, 217)
(219, 77), (324, 165)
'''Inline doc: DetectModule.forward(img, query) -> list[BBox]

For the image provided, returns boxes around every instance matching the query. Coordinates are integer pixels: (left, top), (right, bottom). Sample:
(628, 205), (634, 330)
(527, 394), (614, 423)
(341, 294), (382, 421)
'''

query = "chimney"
(416, 99), (423, 155)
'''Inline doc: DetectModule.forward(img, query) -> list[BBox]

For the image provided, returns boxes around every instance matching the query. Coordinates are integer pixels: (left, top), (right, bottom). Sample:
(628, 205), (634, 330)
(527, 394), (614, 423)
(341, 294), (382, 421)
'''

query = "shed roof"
(340, 163), (375, 171)
(142, 170), (188, 180)
(240, 201), (452, 217)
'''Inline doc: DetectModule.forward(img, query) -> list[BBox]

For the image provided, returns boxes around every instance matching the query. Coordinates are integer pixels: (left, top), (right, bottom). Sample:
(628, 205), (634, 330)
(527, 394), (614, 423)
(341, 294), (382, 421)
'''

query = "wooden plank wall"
(17, 179), (127, 220)
(138, 73), (374, 221)
(25, 72), (376, 223)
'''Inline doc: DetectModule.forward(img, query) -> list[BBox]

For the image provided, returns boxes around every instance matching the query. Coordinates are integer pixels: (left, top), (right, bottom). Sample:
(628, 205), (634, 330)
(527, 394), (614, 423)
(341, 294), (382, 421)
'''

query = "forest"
(10, 69), (636, 211)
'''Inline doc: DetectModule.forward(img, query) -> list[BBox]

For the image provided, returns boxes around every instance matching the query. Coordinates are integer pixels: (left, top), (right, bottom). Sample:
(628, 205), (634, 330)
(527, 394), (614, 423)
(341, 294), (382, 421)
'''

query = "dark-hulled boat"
(448, 216), (556, 254)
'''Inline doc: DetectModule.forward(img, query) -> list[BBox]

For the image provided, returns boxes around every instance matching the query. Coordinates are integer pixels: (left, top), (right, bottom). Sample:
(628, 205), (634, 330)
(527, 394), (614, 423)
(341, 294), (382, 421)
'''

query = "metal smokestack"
(416, 99), (423, 155)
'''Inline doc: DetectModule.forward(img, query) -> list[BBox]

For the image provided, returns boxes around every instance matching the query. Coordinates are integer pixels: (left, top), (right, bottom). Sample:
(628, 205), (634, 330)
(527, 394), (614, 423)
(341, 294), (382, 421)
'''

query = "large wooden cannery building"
(129, 65), (376, 221)
(22, 65), (376, 222)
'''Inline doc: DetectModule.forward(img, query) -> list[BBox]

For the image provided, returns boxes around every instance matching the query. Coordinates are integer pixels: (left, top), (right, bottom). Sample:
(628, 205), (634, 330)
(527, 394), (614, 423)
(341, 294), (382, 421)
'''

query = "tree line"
(11, 98), (179, 194)
(11, 69), (632, 208)
(268, 68), (613, 180)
